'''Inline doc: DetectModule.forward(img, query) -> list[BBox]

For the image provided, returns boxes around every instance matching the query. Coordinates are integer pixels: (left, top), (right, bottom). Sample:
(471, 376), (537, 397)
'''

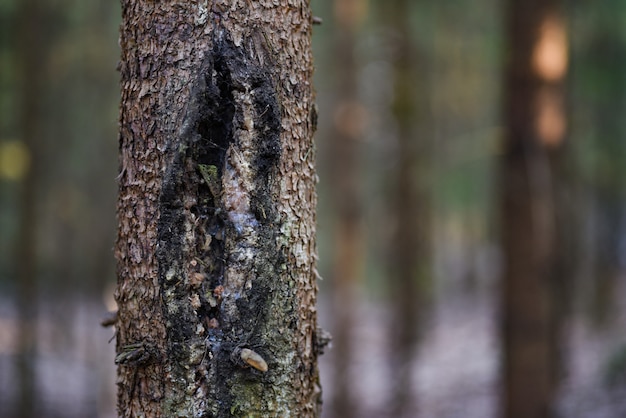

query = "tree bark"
(114, 1), (321, 417)
(500, 0), (567, 417)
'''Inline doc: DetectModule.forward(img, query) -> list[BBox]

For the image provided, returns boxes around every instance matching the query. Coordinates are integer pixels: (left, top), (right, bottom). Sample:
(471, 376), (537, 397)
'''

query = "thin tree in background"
(14, 0), (46, 416)
(576, 6), (626, 327)
(500, 0), (568, 416)
(115, 1), (321, 416)
(328, 0), (367, 417)
(384, 0), (432, 416)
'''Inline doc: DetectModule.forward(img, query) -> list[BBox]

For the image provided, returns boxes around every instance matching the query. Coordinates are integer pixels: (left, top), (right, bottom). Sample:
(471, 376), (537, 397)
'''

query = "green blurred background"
(2, 0), (626, 417)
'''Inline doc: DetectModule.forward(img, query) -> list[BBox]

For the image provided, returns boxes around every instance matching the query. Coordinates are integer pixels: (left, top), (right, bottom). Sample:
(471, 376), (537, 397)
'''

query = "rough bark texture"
(114, 1), (321, 417)
(500, 0), (566, 417)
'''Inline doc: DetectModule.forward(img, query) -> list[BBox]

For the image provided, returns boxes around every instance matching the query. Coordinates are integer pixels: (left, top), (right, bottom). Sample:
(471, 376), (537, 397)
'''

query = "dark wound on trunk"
(156, 31), (290, 416)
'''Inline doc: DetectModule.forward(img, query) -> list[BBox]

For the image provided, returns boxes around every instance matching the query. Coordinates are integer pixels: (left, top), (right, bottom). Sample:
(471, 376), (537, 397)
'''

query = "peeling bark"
(114, 1), (321, 417)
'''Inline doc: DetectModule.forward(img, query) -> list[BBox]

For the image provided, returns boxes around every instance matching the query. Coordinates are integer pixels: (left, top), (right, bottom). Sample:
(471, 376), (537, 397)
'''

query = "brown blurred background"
(2, 0), (626, 417)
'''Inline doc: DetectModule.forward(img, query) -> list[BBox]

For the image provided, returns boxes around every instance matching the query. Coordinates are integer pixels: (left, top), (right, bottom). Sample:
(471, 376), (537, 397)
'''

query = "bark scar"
(156, 30), (283, 415)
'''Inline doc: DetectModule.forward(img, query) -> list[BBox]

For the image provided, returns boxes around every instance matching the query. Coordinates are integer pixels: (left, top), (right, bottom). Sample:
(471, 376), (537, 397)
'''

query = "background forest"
(1, 0), (626, 417)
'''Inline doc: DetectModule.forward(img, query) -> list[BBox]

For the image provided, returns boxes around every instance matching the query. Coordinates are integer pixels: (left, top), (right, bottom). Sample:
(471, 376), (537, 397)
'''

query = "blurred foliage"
(0, 140), (29, 181)
(313, 0), (501, 296)
(0, 0), (120, 294)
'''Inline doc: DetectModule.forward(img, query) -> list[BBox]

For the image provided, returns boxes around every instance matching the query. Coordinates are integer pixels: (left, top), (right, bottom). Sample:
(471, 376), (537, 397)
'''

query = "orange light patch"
(535, 87), (565, 148)
(533, 15), (568, 82)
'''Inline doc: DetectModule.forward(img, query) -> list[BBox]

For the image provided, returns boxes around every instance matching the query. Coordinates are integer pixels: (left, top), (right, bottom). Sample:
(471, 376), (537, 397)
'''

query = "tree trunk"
(500, 0), (567, 417)
(582, 19), (626, 327)
(327, 1), (366, 417)
(114, 1), (321, 417)
(384, 0), (432, 416)
(14, 0), (46, 415)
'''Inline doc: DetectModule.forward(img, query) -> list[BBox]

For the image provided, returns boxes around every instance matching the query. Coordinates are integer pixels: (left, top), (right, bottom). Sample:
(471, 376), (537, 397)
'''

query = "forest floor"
(0, 295), (117, 418)
(0, 282), (625, 417)
(318, 281), (626, 418)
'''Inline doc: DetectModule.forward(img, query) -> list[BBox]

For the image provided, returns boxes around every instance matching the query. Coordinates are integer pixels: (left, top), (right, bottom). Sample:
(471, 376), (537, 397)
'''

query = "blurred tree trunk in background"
(574, 5), (626, 326)
(86, 0), (120, 298)
(500, 0), (569, 417)
(14, 0), (46, 416)
(115, 1), (321, 416)
(328, 1), (367, 417)
(382, 0), (432, 416)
